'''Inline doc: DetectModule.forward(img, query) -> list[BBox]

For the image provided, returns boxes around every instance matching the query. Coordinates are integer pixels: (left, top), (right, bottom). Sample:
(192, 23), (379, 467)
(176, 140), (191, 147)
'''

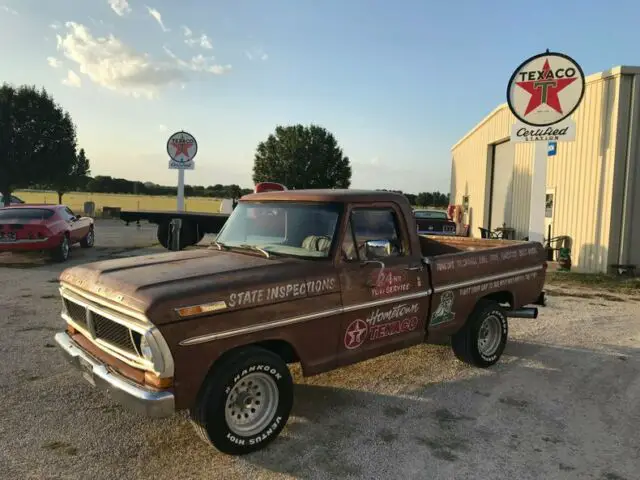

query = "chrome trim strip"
(60, 287), (149, 334)
(179, 307), (344, 346)
(60, 283), (149, 324)
(180, 289), (434, 347)
(341, 289), (432, 314)
(432, 265), (544, 293)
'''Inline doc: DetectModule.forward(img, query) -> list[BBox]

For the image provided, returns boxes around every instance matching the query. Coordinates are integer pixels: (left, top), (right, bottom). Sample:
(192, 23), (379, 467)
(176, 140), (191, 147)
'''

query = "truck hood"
(59, 248), (310, 323)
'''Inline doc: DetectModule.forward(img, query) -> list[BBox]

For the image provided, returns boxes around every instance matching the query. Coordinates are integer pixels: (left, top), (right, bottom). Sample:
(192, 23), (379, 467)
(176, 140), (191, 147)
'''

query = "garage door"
(490, 141), (515, 231)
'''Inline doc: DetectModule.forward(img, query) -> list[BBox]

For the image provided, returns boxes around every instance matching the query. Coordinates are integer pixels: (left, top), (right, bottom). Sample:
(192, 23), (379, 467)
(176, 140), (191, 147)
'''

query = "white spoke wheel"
(452, 299), (508, 368)
(190, 346), (294, 455)
(477, 315), (503, 357)
(225, 372), (279, 437)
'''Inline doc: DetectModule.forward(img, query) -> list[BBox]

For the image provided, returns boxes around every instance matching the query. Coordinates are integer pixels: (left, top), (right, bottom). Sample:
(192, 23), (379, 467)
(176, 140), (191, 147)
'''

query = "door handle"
(404, 264), (423, 271)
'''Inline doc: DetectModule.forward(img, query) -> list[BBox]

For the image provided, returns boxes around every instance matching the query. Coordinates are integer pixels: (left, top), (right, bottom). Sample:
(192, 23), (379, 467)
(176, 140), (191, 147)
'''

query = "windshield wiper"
(238, 244), (271, 259)
(213, 240), (228, 251)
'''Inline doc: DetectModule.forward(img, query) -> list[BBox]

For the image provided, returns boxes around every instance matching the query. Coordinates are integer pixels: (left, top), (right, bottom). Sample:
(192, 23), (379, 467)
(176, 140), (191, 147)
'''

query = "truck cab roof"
(240, 189), (410, 204)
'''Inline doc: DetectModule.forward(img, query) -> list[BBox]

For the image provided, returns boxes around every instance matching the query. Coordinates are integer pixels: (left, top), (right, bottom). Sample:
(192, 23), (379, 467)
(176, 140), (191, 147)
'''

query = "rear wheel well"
(480, 291), (513, 309)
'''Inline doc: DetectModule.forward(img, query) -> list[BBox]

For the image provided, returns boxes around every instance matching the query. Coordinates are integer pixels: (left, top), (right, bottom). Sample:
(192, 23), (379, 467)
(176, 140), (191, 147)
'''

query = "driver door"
(335, 203), (430, 367)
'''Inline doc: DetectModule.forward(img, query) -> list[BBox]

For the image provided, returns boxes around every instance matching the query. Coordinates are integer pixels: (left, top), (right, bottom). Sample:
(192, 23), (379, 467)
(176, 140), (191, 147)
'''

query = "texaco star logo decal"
(344, 319), (368, 350)
(515, 59), (577, 116)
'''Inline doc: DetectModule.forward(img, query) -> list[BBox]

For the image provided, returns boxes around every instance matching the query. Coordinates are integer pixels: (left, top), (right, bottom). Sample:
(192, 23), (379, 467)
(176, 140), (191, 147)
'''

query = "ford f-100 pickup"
(54, 189), (546, 455)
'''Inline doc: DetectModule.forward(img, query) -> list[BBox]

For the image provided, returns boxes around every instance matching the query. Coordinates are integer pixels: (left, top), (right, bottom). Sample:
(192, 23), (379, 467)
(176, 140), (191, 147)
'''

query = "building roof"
(451, 65), (640, 151)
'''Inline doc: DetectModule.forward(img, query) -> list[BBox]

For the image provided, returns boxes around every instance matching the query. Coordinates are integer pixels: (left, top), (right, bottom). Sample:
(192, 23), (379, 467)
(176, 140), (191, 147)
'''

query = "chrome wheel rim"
(61, 237), (69, 258)
(86, 230), (94, 246)
(477, 315), (502, 356)
(225, 372), (279, 437)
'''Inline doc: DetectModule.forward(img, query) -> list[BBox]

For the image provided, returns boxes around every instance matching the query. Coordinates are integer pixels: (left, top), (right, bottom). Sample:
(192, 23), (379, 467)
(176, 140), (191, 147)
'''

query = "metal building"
(450, 66), (640, 273)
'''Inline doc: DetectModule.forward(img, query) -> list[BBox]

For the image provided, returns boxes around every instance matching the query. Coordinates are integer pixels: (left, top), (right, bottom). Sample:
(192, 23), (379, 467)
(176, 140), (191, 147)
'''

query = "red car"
(0, 204), (94, 262)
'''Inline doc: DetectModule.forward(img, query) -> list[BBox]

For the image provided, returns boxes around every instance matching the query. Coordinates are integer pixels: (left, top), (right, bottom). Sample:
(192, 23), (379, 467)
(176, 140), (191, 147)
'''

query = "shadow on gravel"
(9, 339), (639, 480)
(231, 340), (639, 480)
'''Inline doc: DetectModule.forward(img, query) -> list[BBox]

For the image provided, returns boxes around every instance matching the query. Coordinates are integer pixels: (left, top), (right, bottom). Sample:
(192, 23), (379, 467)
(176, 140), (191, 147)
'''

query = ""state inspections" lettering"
(228, 277), (337, 307)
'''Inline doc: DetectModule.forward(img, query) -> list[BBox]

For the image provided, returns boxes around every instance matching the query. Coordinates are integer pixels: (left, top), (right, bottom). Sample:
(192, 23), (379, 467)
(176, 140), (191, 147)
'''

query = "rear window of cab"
(0, 209), (55, 220)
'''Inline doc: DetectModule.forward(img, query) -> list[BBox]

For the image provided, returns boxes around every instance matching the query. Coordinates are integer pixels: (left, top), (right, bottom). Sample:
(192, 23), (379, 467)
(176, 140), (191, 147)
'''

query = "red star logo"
(516, 59), (577, 116)
(171, 140), (194, 159)
(344, 319), (368, 350)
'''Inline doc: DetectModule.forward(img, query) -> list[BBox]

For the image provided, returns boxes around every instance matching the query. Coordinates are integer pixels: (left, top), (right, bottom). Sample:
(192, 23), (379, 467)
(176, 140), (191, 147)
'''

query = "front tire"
(189, 346), (293, 455)
(80, 227), (94, 248)
(51, 234), (70, 262)
(451, 299), (508, 368)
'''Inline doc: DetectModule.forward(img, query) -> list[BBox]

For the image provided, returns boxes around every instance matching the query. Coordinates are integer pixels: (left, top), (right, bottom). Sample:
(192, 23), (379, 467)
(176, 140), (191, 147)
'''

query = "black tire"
(451, 300), (508, 368)
(189, 346), (293, 455)
(51, 234), (71, 262)
(157, 222), (170, 249)
(80, 227), (95, 248)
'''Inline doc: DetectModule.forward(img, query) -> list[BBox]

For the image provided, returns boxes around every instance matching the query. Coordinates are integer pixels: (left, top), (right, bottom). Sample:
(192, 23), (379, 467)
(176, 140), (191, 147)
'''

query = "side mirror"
(364, 239), (393, 258)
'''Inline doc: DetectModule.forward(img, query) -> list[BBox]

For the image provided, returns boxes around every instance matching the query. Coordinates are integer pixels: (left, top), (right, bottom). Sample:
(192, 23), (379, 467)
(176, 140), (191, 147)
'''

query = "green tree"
(50, 147), (91, 203)
(0, 83), (79, 206)
(252, 124), (352, 189)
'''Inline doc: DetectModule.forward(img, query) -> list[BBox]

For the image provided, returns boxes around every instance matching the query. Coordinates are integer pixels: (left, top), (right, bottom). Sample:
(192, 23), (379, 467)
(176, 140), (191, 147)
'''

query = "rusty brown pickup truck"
(54, 190), (547, 455)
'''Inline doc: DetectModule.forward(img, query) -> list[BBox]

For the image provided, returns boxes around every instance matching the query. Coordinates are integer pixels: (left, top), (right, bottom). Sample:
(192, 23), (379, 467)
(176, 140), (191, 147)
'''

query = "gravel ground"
(1, 220), (639, 480)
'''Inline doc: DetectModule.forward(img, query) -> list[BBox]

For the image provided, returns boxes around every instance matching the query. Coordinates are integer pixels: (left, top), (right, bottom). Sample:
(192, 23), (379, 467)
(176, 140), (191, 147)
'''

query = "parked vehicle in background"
(118, 182), (288, 250)
(0, 204), (94, 261)
(54, 189), (546, 455)
(413, 208), (458, 235)
(0, 194), (25, 205)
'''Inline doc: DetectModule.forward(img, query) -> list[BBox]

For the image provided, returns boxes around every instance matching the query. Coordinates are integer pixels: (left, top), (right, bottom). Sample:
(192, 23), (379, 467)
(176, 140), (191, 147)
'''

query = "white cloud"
(50, 22), (61, 30)
(146, 5), (169, 32)
(245, 47), (268, 62)
(163, 47), (231, 75)
(181, 25), (192, 37)
(1, 5), (18, 15)
(62, 70), (82, 88)
(186, 33), (213, 50)
(47, 57), (62, 68)
(55, 22), (230, 99)
(109, 0), (131, 16)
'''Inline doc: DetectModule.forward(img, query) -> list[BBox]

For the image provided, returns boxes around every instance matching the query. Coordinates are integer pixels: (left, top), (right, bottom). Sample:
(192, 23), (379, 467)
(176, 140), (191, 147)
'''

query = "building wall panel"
(451, 70), (627, 273)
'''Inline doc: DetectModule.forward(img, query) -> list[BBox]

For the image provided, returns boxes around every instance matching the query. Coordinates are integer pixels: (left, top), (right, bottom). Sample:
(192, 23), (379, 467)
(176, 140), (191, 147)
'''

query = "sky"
(1, 0), (640, 194)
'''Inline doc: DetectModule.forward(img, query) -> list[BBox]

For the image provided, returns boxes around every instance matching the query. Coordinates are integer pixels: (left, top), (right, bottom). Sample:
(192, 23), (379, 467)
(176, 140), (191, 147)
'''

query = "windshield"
(0, 208), (55, 220)
(215, 202), (342, 258)
(414, 210), (448, 220)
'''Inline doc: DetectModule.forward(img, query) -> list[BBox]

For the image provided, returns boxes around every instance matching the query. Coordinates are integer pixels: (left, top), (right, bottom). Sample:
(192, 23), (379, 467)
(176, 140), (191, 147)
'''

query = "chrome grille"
(93, 313), (139, 354)
(62, 296), (143, 360)
(63, 298), (87, 328)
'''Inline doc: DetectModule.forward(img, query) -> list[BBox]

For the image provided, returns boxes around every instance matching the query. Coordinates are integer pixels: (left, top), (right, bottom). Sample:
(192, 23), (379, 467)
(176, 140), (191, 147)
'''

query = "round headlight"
(139, 334), (154, 361)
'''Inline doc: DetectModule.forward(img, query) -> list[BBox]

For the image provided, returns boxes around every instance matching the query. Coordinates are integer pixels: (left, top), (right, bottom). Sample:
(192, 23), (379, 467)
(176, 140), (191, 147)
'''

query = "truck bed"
(419, 234), (525, 256)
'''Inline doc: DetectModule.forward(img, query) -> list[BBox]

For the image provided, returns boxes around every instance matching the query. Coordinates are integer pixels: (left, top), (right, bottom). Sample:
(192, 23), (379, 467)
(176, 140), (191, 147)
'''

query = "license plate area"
(79, 357), (96, 387)
(0, 232), (16, 242)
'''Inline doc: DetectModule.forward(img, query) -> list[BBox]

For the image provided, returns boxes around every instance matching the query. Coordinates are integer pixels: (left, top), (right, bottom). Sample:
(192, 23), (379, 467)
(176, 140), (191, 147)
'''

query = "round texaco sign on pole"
(167, 130), (198, 170)
(507, 51), (585, 128)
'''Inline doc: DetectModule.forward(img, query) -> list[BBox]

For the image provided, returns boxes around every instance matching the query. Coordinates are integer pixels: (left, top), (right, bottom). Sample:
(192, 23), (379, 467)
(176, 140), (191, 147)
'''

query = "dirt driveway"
(1, 220), (638, 480)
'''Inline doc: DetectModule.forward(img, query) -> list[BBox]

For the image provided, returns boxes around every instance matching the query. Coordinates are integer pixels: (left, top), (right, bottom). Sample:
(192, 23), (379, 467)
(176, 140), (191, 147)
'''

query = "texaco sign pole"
(507, 50), (585, 244)
(167, 131), (198, 211)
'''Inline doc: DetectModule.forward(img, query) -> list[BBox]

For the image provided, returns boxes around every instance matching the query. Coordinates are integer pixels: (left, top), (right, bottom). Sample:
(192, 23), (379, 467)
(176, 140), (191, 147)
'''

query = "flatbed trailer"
(119, 210), (229, 249)
(119, 182), (288, 250)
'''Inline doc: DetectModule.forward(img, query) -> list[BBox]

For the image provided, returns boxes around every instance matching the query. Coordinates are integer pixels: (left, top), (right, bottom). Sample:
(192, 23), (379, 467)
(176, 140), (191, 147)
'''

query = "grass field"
(13, 190), (222, 215)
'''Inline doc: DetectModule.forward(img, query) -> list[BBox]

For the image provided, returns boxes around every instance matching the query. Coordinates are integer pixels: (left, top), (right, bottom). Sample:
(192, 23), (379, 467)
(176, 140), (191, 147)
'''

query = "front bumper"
(54, 332), (175, 418)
